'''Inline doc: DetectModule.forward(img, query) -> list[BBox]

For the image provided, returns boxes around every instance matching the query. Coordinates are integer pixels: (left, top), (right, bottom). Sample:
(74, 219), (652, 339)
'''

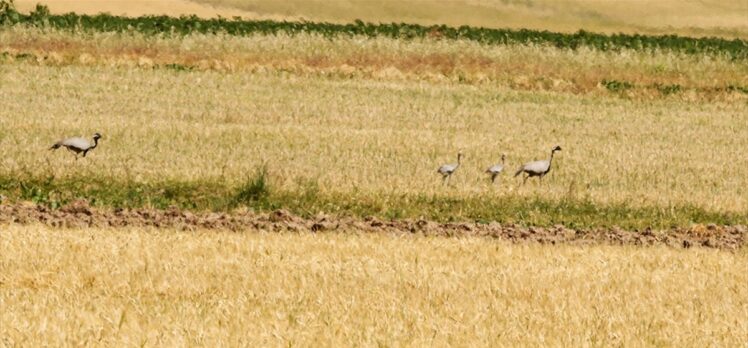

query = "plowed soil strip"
(1, 201), (745, 250)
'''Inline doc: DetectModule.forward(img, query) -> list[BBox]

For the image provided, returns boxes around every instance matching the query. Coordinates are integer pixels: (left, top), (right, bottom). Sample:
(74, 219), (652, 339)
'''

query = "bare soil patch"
(1, 200), (745, 250)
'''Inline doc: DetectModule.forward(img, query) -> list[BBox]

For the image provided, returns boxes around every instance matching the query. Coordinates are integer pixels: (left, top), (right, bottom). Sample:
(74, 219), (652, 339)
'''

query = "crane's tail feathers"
(49, 143), (61, 151)
(514, 168), (523, 177)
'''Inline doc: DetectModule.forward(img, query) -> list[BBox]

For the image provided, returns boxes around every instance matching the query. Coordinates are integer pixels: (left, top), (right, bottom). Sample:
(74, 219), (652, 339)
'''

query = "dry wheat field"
(1, 0), (748, 346)
(1, 225), (747, 346)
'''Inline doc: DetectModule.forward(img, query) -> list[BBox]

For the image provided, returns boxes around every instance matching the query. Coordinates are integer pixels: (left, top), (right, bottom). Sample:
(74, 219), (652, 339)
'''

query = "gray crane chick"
(437, 152), (463, 185)
(486, 154), (506, 183)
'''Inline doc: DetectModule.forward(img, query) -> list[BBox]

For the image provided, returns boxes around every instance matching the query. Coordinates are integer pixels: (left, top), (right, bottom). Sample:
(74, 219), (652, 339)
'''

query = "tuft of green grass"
(231, 165), (272, 208)
(163, 63), (194, 72)
(602, 79), (634, 92)
(726, 85), (748, 94)
(655, 83), (682, 95)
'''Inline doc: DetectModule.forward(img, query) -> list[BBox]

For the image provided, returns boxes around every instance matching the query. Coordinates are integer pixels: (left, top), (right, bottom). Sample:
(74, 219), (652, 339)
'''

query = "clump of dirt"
(0, 201), (745, 250)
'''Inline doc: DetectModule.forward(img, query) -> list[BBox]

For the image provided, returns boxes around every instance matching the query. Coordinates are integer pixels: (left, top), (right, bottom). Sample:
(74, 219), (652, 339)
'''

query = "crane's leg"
(540, 173), (549, 186)
(522, 174), (529, 185)
(66, 147), (78, 160)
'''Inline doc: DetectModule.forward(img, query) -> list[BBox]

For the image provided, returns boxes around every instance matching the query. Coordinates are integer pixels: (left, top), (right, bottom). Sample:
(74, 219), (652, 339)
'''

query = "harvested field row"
(2, 29), (747, 99)
(1, 201), (745, 250)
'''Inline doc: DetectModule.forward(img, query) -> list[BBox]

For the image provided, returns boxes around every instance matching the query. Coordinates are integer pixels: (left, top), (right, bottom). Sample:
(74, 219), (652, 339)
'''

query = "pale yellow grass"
(1, 225), (746, 346)
(14, 0), (748, 38)
(1, 63), (747, 212)
(2, 28), (747, 97)
(13, 0), (272, 19)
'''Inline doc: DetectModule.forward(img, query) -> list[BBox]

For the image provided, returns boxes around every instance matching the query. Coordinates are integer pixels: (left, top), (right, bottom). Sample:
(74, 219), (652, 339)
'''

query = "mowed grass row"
(1, 64), (747, 227)
(1, 225), (746, 346)
(2, 27), (747, 98)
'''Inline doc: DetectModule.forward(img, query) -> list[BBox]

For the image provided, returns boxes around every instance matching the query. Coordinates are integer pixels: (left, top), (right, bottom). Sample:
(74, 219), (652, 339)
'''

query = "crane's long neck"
(547, 150), (556, 169)
(456, 155), (462, 168)
(90, 137), (99, 149)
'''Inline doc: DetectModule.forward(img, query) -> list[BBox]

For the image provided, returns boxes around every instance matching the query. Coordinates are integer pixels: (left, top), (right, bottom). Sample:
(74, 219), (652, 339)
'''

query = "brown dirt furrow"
(0, 200), (745, 250)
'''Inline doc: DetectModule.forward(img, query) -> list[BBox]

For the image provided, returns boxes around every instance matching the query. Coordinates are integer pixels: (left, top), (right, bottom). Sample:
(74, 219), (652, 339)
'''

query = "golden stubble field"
(1, 225), (746, 346)
(1, 61), (747, 212)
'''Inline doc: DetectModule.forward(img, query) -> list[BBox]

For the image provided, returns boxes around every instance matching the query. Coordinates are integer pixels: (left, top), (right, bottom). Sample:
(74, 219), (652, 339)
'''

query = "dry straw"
(1, 225), (746, 346)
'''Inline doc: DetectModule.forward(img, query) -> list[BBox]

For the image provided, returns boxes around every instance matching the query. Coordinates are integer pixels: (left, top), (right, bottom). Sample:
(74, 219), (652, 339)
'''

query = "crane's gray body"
(438, 164), (458, 176)
(515, 146), (561, 183)
(486, 154), (506, 183)
(518, 159), (551, 176)
(50, 133), (102, 158)
(486, 164), (504, 174)
(437, 152), (463, 184)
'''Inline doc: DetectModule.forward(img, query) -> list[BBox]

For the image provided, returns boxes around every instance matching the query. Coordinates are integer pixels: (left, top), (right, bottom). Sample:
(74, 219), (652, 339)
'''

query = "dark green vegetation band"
(1, 172), (745, 230)
(1, 2), (747, 60)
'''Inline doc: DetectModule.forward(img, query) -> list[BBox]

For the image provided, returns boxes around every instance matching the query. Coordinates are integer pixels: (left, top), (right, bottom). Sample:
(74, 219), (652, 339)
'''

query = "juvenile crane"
(50, 132), (102, 159)
(437, 152), (463, 184)
(486, 154), (506, 183)
(515, 145), (562, 184)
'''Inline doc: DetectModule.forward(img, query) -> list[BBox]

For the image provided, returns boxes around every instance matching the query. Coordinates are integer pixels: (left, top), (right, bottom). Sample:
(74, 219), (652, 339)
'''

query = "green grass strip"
(1, 172), (745, 230)
(1, 2), (747, 60)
